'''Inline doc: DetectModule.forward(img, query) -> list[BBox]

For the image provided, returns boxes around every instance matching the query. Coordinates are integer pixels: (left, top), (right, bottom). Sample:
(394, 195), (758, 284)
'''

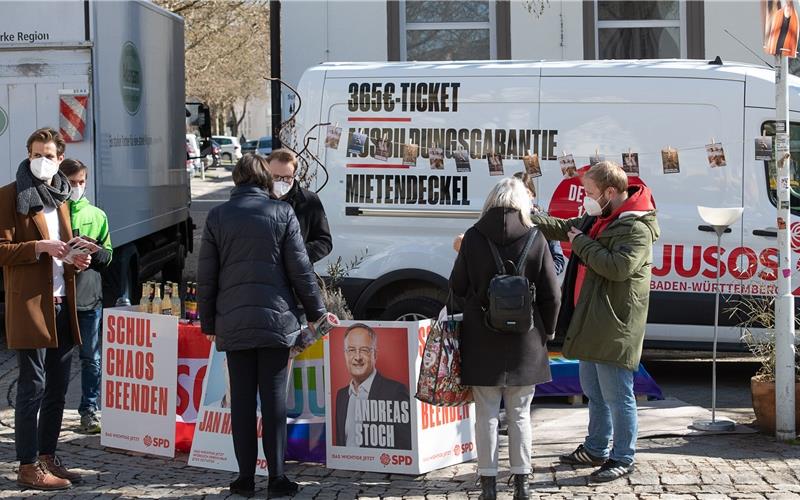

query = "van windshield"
(762, 121), (800, 210)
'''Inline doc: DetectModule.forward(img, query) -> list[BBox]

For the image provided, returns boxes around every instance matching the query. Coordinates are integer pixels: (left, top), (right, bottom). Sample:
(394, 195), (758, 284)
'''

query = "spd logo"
(143, 434), (170, 448)
(792, 222), (800, 253)
(380, 453), (413, 466)
(454, 442), (474, 455)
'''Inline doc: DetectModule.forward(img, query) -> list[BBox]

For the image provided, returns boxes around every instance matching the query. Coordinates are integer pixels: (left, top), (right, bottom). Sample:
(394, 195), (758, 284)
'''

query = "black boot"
(479, 476), (496, 500)
(512, 474), (530, 500)
(229, 475), (255, 497)
(267, 475), (299, 498)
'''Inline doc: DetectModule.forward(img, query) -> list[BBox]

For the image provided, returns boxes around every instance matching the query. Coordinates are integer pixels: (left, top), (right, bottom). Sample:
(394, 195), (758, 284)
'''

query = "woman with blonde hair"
(449, 178), (561, 499)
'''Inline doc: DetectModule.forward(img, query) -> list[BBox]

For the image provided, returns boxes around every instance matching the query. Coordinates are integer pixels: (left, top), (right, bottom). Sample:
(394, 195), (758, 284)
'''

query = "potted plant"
(735, 295), (800, 434)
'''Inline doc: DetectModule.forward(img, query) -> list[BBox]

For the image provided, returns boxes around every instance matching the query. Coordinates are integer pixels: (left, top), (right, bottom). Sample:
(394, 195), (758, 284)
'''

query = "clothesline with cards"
(322, 122), (787, 179)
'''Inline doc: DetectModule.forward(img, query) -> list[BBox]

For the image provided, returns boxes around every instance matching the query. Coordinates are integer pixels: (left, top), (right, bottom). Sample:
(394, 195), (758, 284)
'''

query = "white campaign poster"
(414, 320), (477, 472)
(324, 320), (476, 475)
(188, 345), (269, 476)
(100, 308), (178, 457)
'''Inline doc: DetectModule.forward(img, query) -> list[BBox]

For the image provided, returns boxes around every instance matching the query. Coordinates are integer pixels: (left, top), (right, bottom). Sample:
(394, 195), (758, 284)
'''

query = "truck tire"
(380, 296), (443, 321)
(162, 243), (185, 285)
(103, 245), (139, 308)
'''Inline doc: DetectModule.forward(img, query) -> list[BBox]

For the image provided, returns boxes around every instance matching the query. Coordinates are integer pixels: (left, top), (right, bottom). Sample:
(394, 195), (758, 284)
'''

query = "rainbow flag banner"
(535, 353), (664, 400)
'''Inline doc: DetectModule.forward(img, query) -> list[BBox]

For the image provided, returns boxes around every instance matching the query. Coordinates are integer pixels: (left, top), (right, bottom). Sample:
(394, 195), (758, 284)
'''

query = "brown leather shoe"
(39, 454), (82, 484)
(16, 462), (71, 491)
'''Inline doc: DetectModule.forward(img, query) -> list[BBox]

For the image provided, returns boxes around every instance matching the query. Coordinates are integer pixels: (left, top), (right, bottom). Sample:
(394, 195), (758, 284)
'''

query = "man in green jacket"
(532, 161), (659, 482)
(59, 159), (112, 434)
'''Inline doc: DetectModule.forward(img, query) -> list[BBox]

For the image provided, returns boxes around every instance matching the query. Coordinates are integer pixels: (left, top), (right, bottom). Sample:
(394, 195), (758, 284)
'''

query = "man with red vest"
(532, 161), (659, 483)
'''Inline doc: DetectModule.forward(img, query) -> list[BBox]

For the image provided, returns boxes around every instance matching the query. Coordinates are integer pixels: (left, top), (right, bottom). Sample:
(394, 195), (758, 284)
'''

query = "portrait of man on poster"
(334, 324), (412, 450)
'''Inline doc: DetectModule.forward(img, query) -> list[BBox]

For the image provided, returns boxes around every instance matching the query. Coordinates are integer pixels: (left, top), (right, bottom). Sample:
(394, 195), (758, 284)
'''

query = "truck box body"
(297, 59), (800, 349)
(0, 0), (190, 304)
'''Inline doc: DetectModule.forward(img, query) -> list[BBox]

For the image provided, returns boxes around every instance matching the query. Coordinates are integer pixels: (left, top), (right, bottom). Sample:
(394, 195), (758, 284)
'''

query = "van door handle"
(698, 225), (731, 234)
(753, 228), (778, 238)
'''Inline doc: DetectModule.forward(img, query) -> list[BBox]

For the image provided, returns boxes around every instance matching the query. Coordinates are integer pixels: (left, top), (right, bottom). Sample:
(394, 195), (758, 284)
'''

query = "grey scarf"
(15, 159), (71, 215)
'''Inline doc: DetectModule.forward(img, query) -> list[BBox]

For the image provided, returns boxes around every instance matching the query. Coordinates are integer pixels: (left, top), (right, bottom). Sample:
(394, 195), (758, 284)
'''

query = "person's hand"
(453, 233), (464, 253)
(36, 240), (68, 259)
(72, 253), (91, 271)
(568, 227), (582, 242)
(308, 322), (317, 335)
(205, 334), (215, 343)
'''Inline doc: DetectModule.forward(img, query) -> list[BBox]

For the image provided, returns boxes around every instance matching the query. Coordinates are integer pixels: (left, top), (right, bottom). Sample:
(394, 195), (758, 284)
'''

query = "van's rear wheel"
(380, 296), (443, 321)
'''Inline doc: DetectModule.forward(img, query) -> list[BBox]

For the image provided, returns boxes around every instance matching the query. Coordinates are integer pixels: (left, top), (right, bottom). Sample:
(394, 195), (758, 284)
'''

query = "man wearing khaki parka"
(0, 128), (91, 490)
(532, 161), (659, 483)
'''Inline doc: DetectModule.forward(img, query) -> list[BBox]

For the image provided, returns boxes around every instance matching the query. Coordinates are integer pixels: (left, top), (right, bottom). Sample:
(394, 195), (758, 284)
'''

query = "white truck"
(0, 0), (191, 309)
(297, 59), (800, 350)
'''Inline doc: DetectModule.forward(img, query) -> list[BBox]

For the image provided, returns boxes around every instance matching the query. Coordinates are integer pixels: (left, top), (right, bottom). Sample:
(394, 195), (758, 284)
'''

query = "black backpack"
(484, 229), (538, 334)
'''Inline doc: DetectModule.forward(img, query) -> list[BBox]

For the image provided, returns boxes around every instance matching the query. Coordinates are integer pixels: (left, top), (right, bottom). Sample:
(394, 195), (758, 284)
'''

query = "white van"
(296, 59), (800, 350)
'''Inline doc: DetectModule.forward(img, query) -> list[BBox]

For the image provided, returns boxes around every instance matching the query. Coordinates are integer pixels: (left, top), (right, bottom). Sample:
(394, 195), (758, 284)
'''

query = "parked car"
(255, 136), (273, 155)
(211, 135), (242, 162)
(241, 139), (258, 155)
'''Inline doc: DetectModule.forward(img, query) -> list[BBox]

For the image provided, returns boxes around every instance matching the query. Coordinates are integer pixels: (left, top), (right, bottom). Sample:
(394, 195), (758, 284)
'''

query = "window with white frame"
(596, 1), (686, 59)
(400, 1), (496, 61)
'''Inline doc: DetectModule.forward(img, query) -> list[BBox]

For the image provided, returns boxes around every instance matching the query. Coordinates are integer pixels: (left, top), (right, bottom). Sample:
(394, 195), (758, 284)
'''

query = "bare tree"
(155, 0), (270, 135)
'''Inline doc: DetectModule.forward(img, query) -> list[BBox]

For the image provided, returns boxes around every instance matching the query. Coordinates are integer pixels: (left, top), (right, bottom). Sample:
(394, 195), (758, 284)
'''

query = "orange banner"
(764, 0), (799, 58)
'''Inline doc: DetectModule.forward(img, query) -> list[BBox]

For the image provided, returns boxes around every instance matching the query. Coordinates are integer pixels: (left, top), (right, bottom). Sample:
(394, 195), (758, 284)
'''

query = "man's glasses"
(273, 175), (294, 183)
(345, 347), (374, 356)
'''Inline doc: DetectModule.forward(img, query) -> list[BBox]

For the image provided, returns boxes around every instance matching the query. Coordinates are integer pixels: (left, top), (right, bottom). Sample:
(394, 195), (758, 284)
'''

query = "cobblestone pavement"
(1, 173), (799, 498)
(1, 347), (800, 499)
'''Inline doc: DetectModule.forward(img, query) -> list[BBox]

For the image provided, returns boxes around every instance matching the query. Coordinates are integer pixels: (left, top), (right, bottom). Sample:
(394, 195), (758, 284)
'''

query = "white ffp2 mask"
(69, 185), (85, 202)
(273, 181), (292, 198)
(583, 195), (609, 217)
(30, 157), (59, 181)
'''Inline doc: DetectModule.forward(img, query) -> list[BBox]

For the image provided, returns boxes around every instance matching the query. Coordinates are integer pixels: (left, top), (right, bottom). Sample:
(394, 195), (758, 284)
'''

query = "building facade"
(281, 0), (768, 120)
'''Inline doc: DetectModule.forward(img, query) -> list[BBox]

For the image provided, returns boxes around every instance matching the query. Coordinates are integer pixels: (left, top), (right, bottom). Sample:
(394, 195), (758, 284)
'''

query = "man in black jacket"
(334, 324), (411, 450)
(266, 149), (332, 263)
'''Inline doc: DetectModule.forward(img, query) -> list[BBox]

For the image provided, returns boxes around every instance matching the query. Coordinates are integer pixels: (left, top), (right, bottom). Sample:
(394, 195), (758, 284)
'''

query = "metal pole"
(270, 0), (282, 150)
(775, 54), (796, 441)
(712, 231), (721, 423)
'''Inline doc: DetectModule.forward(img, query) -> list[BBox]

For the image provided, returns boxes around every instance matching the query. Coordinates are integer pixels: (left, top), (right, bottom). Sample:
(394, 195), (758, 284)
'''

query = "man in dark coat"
(266, 149), (332, 263)
(334, 324), (412, 450)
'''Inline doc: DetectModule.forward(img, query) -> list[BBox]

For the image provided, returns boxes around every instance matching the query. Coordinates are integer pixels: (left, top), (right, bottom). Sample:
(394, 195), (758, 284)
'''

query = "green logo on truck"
(120, 41), (142, 115)
(0, 106), (6, 137)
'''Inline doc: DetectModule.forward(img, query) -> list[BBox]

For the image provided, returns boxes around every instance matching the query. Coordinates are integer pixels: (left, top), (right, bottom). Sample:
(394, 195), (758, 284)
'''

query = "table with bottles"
(137, 280), (199, 320)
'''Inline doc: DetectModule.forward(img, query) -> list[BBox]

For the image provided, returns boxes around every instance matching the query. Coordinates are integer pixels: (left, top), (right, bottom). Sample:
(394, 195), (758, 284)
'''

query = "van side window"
(762, 121), (800, 210)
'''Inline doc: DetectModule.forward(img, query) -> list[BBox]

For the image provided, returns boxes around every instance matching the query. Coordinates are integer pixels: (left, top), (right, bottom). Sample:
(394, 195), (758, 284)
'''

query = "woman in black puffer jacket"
(198, 153), (326, 498)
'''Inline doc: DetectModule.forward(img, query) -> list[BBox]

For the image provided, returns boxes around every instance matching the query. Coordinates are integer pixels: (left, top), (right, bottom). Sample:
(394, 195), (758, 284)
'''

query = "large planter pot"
(750, 376), (800, 435)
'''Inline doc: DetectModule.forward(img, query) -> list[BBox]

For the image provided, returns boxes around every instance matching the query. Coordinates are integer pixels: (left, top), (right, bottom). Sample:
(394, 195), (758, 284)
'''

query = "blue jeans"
(579, 361), (637, 465)
(78, 308), (102, 416)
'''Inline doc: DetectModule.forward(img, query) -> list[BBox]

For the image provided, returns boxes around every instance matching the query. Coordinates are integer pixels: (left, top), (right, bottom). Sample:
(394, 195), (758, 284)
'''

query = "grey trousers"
(472, 385), (536, 476)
